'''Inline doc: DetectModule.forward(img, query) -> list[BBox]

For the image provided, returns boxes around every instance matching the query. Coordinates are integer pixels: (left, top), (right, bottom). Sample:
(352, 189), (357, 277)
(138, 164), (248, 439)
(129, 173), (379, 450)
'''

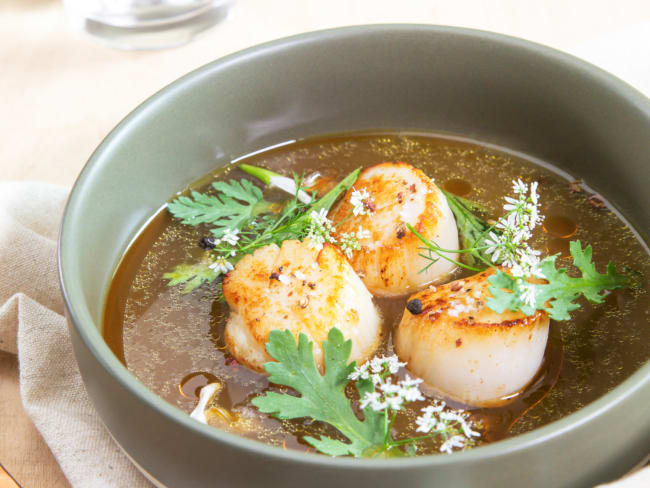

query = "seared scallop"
(329, 161), (458, 297)
(222, 239), (382, 373)
(394, 269), (550, 407)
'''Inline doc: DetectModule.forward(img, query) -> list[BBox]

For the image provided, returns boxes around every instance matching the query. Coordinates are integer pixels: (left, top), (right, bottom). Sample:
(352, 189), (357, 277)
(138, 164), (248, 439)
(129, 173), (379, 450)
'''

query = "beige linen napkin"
(0, 181), (150, 487)
(0, 180), (647, 487)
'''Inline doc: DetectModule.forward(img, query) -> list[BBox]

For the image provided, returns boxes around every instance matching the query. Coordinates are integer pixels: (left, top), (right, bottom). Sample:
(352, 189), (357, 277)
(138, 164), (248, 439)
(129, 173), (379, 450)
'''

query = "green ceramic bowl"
(59, 25), (650, 487)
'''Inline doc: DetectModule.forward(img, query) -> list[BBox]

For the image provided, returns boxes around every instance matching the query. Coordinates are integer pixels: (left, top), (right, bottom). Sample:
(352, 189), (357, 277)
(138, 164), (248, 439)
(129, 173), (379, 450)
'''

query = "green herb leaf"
(252, 328), (384, 457)
(447, 192), (490, 215)
(309, 168), (361, 213)
(162, 260), (219, 293)
(302, 436), (354, 457)
(443, 190), (494, 268)
(165, 169), (360, 295)
(167, 179), (271, 237)
(487, 240), (629, 320)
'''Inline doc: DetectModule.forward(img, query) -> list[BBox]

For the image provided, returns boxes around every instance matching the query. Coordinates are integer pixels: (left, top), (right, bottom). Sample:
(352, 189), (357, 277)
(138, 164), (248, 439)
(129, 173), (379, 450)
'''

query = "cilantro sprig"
(164, 168), (360, 293)
(252, 328), (480, 458)
(488, 241), (629, 320)
(411, 180), (631, 320)
(168, 179), (272, 239)
(253, 329), (384, 456)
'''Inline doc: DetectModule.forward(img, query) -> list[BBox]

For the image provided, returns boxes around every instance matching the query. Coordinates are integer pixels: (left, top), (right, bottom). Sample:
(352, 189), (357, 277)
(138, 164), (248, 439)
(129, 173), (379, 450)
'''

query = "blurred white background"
(2, 0), (649, 185)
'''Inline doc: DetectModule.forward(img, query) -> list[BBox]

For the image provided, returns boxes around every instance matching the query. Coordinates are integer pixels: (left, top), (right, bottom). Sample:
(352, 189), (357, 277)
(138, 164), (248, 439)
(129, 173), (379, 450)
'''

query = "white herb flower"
(512, 178), (528, 195)
(484, 180), (546, 279)
(415, 402), (446, 433)
(348, 363), (371, 381)
(484, 231), (503, 263)
(379, 378), (401, 394)
(350, 188), (371, 216)
(339, 232), (362, 258)
(399, 375), (425, 402)
(400, 374), (423, 388)
(359, 391), (385, 411)
(306, 209), (337, 250)
(440, 435), (468, 454)
(221, 228), (240, 246)
(503, 196), (524, 213)
(310, 208), (330, 227)
(307, 232), (326, 251)
(385, 395), (404, 410)
(415, 402), (479, 453)
(519, 283), (537, 308)
(529, 181), (539, 204)
(338, 226), (370, 257)
(209, 256), (234, 275)
(352, 355), (421, 412)
(439, 411), (480, 440)
(368, 355), (406, 375)
(356, 226), (371, 240)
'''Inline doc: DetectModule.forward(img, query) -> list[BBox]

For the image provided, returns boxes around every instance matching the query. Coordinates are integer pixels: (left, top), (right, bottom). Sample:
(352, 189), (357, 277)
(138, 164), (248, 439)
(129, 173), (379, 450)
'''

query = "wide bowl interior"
(59, 25), (650, 488)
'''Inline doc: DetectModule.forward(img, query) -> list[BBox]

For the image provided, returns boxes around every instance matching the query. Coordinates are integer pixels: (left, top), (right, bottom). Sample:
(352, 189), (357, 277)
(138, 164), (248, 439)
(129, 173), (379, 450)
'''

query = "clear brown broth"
(103, 132), (650, 455)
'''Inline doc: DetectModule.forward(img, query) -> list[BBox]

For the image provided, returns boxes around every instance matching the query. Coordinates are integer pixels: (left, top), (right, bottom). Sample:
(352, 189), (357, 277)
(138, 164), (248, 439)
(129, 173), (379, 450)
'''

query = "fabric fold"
(0, 181), (149, 487)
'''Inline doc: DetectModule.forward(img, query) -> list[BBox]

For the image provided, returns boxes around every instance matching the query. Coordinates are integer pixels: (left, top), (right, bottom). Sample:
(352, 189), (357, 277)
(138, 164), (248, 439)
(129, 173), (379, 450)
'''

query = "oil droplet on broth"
(443, 178), (473, 197)
(179, 371), (219, 400)
(543, 215), (577, 238)
(545, 237), (571, 258)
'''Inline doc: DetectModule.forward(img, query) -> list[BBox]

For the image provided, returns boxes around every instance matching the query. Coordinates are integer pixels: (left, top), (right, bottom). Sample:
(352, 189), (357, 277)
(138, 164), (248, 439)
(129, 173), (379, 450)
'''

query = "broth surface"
(103, 132), (649, 454)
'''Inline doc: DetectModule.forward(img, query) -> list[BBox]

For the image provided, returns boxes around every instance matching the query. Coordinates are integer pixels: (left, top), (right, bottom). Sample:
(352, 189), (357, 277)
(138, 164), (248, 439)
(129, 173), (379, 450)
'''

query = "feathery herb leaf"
(487, 241), (629, 320)
(167, 179), (271, 237)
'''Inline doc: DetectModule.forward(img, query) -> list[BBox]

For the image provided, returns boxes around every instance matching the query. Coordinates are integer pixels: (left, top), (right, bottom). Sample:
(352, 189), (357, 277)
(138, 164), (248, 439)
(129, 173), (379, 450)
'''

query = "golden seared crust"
(394, 269), (550, 406)
(329, 161), (458, 296)
(398, 268), (548, 334)
(223, 240), (382, 373)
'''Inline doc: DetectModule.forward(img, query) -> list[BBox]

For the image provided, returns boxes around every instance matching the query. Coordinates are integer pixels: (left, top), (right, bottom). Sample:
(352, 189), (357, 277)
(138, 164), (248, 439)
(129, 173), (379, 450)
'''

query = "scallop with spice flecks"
(222, 239), (382, 373)
(394, 269), (550, 407)
(329, 161), (458, 297)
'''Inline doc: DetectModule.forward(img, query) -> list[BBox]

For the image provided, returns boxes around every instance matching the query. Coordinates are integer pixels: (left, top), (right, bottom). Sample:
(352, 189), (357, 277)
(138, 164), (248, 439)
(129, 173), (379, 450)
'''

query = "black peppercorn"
(198, 237), (216, 249)
(406, 298), (423, 315)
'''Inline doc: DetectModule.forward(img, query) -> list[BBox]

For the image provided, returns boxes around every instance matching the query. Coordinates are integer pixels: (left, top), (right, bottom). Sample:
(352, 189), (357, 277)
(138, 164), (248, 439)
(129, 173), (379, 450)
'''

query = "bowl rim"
(59, 24), (650, 469)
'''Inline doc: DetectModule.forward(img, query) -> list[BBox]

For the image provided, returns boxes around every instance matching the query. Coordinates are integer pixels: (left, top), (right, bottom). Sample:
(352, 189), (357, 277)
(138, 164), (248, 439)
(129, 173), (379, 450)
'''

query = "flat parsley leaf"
(252, 328), (384, 457)
(487, 240), (629, 320)
(167, 179), (270, 237)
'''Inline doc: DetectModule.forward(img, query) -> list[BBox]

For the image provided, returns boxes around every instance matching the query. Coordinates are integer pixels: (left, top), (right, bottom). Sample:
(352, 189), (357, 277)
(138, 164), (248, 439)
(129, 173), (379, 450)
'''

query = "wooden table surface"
(1, 1), (648, 486)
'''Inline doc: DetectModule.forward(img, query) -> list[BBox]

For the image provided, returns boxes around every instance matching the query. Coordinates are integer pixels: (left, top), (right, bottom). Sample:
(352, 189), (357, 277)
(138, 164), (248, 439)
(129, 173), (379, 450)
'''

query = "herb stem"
(385, 411), (397, 446)
(239, 163), (275, 184)
(407, 223), (483, 272)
